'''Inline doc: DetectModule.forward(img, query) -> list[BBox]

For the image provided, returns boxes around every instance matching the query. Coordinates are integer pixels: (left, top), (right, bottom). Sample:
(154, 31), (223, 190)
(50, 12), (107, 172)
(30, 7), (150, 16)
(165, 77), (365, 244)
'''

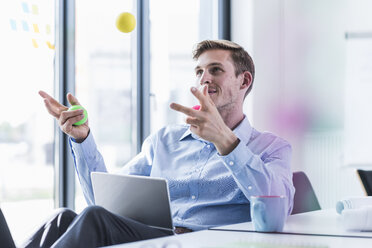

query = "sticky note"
(33, 24), (39, 33)
(32, 5), (39, 15)
(9, 19), (17, 30)
(22, 2), (29, 13)
(32, 39), (38, 48)
(22, 21), (29, 31)
(46, 41), (55, 49)
(46, 24), (51, 34)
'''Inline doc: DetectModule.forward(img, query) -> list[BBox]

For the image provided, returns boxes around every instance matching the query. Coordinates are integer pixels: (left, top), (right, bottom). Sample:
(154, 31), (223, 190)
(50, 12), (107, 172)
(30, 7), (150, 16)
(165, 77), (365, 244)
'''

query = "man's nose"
(199, 72), (211, 85)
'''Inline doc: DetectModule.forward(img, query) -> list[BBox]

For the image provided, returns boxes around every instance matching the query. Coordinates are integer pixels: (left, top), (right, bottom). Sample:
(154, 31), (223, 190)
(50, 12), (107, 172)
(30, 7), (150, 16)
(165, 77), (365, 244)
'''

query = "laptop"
(91, 172), (174, 234)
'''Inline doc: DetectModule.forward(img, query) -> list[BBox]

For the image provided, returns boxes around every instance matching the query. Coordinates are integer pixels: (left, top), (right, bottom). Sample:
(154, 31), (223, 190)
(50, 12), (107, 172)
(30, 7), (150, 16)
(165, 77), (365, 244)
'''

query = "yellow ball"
(116, 12), (136, 33)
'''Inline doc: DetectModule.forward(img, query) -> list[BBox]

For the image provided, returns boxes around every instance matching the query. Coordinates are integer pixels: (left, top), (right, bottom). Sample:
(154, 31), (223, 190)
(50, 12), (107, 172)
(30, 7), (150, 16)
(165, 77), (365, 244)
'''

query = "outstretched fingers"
(43, 99), (59, 118)
(185, 116), (201, 126)
(39, 90), (68, 115)
(190, 86), (208, 106)
(67, 93), (81, 106)
(39, 90), (64, 108)
(190, 85), (214, 110)
(170, 103), (199, 117)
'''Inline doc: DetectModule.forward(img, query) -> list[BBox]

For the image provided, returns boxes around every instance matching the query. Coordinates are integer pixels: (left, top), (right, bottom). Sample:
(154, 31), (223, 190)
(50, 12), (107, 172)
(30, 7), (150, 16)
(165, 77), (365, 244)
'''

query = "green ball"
(68, 105), (88, 126)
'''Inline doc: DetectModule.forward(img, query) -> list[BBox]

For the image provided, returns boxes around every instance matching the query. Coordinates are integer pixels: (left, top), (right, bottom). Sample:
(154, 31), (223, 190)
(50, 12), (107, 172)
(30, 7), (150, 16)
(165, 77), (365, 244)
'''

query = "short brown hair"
(192, 40), (255, 97)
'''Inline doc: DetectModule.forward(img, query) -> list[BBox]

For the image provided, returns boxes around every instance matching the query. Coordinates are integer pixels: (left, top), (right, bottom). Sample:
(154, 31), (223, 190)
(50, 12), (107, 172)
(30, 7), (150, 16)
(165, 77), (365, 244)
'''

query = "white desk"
(108, 229), (372, 248)
(107, 209), (372, 248)
(212, 209), (372, 238)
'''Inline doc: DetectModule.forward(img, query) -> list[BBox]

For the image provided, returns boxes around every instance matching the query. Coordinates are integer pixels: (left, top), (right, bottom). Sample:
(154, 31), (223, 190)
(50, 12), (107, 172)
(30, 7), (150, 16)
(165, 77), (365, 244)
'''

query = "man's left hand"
(170, 85), (239, 155)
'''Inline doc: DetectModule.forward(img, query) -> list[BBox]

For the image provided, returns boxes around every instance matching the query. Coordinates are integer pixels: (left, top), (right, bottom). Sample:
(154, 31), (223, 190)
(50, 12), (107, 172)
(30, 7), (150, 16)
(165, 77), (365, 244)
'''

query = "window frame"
(55, 0), (76, 209)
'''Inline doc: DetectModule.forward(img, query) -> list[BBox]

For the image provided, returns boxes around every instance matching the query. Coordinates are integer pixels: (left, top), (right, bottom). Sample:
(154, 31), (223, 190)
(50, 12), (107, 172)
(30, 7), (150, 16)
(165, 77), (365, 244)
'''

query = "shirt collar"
(179, 128), (194, 141)
(179, 126), (207, 142)
(232, 115), (253, 145)
(179, 115), (253, 144)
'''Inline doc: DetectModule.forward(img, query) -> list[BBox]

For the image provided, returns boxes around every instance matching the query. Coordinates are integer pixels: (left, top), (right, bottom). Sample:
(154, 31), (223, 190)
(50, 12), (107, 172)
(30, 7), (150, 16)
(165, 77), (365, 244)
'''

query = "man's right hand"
(39, 90), (90, 142)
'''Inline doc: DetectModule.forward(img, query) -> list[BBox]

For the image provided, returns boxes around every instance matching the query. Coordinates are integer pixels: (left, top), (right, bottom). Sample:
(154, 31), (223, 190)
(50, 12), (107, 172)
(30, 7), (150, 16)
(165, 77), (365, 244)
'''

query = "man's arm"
(69, 132), (107, 205)
(39, 91), (102, 204)
(39, 91), (156, 205)
(220, 138), (294, 215)
(69, 131), (155, 205)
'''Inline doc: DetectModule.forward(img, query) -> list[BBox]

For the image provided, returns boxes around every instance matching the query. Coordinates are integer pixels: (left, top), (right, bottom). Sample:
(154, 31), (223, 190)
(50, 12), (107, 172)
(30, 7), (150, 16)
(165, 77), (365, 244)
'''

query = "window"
(149, 0), (218, 132)
(74, 0), (135, 211)
(0, 0), (55, 243)
(0, 0), (221, 242)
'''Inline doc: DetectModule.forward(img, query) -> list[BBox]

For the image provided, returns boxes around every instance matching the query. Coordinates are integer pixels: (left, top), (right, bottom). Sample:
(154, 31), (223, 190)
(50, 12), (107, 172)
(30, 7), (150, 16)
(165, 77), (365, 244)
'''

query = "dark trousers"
(0, 208), (16, 248)
(0, 206), (172, 248)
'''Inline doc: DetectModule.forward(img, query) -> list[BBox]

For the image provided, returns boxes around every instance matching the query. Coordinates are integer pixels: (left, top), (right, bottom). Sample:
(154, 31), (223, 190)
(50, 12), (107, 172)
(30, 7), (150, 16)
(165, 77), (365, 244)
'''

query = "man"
(1, 40), (294, 247)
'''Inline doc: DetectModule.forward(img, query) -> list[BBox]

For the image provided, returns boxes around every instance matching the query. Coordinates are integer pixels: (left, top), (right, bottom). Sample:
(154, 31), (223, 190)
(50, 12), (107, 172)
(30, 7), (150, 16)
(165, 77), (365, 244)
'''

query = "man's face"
(195, 49), (244, 111)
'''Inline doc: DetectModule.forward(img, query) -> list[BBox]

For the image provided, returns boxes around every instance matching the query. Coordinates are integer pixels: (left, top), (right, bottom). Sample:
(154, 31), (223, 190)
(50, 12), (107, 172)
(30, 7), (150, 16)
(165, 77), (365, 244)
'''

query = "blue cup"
(250, 195), (287, 232)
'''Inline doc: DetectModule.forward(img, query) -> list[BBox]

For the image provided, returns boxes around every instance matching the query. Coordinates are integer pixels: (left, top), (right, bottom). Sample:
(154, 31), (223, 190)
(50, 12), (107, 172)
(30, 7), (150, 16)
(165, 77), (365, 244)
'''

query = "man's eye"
(211, 67), (222, 73)
(196, 70), (203, 76)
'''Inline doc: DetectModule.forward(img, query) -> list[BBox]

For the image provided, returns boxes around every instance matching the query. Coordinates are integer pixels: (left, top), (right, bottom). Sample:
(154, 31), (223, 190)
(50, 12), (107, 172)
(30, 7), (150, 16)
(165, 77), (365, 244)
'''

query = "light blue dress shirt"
(70, 116), (294, 231)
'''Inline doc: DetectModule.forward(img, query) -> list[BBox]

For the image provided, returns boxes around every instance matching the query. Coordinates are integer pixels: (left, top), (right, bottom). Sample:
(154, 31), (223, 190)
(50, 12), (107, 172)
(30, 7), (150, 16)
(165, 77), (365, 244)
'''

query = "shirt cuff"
(218, 140), (253, 174)
(69, 131), (99, 161)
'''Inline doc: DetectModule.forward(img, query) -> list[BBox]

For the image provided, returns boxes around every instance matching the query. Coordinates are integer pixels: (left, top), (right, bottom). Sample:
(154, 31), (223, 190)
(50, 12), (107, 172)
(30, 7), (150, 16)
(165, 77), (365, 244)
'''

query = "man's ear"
(240, 71), (252, 90)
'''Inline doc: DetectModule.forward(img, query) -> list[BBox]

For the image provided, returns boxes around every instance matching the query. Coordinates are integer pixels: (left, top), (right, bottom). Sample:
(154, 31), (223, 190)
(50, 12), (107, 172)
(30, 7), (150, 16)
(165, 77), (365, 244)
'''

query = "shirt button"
(248, 186), (252, 190)
(229, 161), (234, 166)
(191, 195), (196, 199)
(207, 145), (211, 149)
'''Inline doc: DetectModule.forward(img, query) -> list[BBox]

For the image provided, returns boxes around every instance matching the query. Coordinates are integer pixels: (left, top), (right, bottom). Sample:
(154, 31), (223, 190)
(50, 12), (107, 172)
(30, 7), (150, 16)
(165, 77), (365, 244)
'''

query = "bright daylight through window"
(0, 0), (55, 244)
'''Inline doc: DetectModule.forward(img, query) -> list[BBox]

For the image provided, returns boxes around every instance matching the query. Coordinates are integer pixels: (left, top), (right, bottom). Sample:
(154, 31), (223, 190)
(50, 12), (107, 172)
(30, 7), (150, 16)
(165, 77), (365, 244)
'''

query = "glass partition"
(233, 0), (372, 209)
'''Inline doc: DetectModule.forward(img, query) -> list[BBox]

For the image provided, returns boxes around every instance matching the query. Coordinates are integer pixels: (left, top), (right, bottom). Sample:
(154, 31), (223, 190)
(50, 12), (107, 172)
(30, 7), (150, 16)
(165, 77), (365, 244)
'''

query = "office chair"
(291, 171), (321, 214)
(357, 169), (372, 196)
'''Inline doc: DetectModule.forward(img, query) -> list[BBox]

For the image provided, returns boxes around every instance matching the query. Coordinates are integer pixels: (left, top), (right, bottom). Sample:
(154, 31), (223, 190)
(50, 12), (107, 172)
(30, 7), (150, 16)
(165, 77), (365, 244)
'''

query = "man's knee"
(22, 208), (77, 248)
(55, 208), (77, 225)
(45, 208), (77, 229)
(55, 208), (76, 217)
(79, 205), (107, 220)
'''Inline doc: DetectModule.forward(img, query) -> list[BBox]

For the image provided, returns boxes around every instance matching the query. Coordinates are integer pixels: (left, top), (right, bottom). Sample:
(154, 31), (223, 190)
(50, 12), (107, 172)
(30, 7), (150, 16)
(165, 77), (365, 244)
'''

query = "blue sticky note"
(9, 19), (17, 30)
(22, 2), (29, 13)
(22, 20), (29, 31)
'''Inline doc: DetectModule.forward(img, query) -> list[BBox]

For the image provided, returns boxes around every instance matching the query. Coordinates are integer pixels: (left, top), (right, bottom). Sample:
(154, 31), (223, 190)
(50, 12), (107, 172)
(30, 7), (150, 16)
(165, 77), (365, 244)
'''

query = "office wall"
(232, 0), (372, 208)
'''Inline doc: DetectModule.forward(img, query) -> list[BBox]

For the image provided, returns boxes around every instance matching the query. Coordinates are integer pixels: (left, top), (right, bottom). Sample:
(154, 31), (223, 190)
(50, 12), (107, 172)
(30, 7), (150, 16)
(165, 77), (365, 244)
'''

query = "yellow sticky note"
(46, 24), (51, 34)
(32, 5), (39, 15)
(46, 41), (55, 50)
(33, 24), (39, 33)
(32, 39), (38, 48)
